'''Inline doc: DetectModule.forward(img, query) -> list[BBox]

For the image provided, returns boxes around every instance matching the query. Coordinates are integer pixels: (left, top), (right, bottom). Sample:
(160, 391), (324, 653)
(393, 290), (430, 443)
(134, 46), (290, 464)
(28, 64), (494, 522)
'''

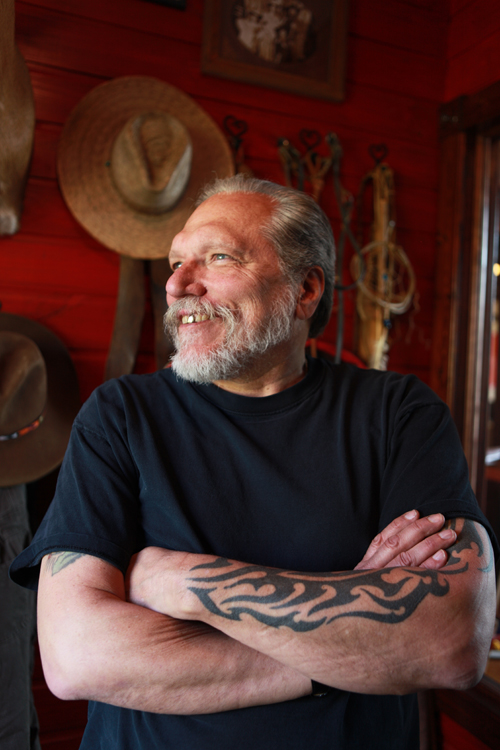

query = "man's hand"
(355, 510), (456, 571)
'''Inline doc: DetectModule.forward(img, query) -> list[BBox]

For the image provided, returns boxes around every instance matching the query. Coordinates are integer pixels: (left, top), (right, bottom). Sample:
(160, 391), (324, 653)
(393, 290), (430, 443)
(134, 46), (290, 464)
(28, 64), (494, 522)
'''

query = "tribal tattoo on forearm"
(187, 520), (491, 632)
(445, 518), (493, 572)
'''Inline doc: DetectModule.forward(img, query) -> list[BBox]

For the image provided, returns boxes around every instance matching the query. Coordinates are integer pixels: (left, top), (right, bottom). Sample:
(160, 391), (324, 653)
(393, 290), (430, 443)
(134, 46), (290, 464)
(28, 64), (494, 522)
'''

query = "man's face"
(164, 192), (298, 383)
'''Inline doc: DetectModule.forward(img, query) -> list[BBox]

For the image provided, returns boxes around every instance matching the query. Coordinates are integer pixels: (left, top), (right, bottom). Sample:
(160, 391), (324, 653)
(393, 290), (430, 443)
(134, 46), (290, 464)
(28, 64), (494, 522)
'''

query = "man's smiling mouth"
(181, 314), (212, 324)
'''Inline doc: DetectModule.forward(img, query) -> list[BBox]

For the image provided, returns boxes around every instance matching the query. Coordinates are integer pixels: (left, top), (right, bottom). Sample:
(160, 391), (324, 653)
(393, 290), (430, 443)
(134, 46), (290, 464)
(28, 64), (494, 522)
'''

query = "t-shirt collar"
(188, 355), (325, 415)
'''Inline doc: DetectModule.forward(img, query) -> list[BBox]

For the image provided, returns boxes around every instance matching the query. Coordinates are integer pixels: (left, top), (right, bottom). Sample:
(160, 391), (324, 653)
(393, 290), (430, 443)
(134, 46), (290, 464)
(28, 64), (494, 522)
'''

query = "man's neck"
(212, 346), (308, 398)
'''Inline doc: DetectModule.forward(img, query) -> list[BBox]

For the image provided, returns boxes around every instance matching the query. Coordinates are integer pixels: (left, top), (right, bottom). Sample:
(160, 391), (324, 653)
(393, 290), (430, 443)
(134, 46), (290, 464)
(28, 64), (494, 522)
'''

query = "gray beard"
(163, 287), (297, 384)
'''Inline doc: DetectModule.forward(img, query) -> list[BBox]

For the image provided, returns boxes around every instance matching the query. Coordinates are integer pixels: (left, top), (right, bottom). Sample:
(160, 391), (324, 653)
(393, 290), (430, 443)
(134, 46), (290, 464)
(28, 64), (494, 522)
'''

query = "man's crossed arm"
(126, 513), (496, 695)
(37, 511), (496, 714)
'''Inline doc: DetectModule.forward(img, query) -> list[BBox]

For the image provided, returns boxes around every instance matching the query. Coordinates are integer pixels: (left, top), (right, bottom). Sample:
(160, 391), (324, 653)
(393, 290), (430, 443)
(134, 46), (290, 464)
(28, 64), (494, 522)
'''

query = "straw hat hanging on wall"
(0, 313), (80, 487)
(57, 76), (234, 260)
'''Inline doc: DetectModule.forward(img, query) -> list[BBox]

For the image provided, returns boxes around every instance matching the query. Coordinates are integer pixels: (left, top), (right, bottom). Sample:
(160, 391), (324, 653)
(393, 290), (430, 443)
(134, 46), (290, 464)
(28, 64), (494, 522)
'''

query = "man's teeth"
(181, 314), (210, 324)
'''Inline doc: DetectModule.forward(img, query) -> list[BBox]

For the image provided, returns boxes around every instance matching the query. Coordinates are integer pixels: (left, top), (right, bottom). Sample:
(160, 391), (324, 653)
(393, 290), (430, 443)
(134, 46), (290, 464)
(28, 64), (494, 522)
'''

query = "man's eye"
(214, 253), (229, 261)
(171, 261), (182, 270)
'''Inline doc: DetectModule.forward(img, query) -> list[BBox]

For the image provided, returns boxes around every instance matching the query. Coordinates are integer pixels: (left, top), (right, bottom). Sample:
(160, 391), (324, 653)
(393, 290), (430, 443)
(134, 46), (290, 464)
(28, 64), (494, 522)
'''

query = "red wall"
(446, 0), (500, 100)
(1, 0), (448, 402)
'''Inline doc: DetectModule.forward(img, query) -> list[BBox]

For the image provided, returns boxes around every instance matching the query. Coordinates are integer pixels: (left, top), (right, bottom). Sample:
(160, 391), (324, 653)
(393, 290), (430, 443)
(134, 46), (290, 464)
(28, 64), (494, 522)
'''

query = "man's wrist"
(311, 679), (332, 697)
(178, 553), (220, 621)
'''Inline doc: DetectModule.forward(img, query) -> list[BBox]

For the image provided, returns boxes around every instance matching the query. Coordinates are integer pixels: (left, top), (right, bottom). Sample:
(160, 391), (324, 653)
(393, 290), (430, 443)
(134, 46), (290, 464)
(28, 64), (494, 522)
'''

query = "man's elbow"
(44, 666), (84, 701)
(39, 641), (93, 702)
(434, 615), (493, 691)
(443, 650), (486, 691)
(433, 565), (497, 691)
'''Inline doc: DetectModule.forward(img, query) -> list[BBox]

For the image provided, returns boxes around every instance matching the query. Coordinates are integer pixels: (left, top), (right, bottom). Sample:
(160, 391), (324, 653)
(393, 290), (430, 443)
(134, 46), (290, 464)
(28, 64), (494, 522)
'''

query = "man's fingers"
(355, 513), (448, 570)
(384, 527), (457, 569)
(356, 509), (421, 566)
(418, 548), (448, 570)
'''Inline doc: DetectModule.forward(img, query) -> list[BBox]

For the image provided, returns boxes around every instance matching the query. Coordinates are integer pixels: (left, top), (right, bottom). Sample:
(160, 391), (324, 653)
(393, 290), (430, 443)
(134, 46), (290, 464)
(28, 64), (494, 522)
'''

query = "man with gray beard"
(10, 176), (498, 750)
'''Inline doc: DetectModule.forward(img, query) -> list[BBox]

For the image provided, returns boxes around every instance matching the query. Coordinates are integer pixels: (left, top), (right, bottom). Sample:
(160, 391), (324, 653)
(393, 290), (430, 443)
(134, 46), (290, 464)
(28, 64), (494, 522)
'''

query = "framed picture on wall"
(201, 0), (349, 102)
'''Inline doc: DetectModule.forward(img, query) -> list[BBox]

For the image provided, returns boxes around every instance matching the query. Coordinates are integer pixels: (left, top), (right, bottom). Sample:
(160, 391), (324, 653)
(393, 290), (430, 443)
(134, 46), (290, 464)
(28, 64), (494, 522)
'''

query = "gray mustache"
(163, 298), (239, 338)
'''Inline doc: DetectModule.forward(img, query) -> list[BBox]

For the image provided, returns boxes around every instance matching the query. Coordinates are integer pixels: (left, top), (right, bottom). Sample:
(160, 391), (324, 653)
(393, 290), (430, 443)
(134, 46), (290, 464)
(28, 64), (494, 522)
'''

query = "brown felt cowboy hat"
(57, 76), (234, 259)
(0, 313), (80, 487)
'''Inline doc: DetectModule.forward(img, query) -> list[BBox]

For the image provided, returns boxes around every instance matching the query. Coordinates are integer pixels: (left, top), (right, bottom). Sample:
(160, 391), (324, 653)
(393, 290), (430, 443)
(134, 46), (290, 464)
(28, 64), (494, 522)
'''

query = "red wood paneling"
(351, 0), (447, 56)
(446, 0), (500, 100)
(348, 36), (446, 101)
(446, 34), (500, 99)
(448, 0), (473, 14)
(22, 0), (204, 44)
(2, 235), (119, 294)
(448, 0), (500, 58)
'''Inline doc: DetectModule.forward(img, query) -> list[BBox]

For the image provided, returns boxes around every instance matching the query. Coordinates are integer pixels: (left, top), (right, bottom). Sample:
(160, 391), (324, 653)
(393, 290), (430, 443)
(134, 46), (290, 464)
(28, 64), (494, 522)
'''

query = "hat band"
(0, 411), (45, 442)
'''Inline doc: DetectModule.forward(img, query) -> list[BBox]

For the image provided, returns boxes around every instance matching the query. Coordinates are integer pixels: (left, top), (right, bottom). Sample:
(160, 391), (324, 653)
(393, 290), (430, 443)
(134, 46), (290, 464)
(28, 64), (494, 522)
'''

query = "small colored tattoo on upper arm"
(45, 551), (85, 576)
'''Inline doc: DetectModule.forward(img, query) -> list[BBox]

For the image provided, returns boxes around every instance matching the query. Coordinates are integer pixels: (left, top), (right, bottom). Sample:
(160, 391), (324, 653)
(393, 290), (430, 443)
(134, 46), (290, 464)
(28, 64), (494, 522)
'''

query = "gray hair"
(197, 175), (335, 338)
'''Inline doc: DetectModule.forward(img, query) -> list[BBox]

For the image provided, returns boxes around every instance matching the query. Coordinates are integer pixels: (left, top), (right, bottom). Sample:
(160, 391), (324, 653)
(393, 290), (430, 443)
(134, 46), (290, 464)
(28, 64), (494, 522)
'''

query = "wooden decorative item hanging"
(352, 146), (415, 370)
(277, 131), (365, 364)
(0, 0), (35, 236)
(223, 115), (253, 177)
(276, 130), (333, 358)
(277, 130), (332, 203)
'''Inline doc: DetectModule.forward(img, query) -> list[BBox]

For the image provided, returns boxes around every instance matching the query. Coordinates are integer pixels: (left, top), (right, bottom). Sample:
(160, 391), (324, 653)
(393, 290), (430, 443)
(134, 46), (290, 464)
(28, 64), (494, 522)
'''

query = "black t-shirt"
(10, 358), (498, 749)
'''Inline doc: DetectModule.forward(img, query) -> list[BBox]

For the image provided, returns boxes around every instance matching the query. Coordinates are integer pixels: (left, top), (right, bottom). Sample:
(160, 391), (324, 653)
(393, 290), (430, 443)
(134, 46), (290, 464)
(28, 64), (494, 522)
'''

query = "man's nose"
(166, 262), (207, 299)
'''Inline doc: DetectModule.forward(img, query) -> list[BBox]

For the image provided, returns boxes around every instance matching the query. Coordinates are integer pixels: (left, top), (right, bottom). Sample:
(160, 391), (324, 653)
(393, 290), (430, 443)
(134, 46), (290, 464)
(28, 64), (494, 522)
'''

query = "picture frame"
(201, 0), (349, 102)
(147, 0), (186, 10)
(142, 0), (186, 8)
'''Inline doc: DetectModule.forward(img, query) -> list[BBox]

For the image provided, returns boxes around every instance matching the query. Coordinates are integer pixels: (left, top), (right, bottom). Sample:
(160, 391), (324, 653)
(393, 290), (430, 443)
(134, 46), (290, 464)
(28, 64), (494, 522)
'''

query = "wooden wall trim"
(432, 76), (500, 427)
(430, 131), (465, 406)
(463, 137), (490, 488)
(440, 79), (500, 135)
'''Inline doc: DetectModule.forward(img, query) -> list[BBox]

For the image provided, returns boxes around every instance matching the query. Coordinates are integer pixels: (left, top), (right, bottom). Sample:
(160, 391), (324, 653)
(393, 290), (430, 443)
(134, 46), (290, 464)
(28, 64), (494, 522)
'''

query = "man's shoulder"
(84, 368), (181, 405)
(313, 361), (448, 433)
(75, 368), (188, 432)
(321, 360), (441, 407)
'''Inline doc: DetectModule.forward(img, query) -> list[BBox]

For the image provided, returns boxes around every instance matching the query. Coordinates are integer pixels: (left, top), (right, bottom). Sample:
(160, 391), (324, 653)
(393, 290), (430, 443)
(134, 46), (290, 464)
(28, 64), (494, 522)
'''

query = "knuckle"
(422, 536), (436, 552)
(391, 517), (405, 529)
(386, 534), (399, 549)
(414, 518), (428, 531)
(399, 550), (414, 567)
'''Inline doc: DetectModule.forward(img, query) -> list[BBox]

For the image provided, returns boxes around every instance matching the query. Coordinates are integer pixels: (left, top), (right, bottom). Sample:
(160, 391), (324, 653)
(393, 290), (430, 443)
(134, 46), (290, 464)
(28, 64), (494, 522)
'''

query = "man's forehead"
(172, 192), (276, 253)
(171, 216), (246, 255)
(191, 191), (273, 223)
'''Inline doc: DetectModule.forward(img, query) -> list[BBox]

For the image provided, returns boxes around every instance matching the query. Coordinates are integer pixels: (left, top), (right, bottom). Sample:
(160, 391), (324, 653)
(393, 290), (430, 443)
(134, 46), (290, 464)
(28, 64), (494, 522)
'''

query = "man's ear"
(295, 266), (325, 322)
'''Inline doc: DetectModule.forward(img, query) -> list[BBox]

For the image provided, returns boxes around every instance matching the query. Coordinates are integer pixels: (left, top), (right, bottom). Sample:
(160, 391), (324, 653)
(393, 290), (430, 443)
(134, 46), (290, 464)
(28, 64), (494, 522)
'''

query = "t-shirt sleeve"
(9, 385), (142, 589)
(379, 378), (500, 560)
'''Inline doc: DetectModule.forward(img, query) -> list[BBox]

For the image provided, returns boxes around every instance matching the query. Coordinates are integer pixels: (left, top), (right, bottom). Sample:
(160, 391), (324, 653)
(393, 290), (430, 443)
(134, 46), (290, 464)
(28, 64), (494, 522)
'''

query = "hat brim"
(57, 76), (234, 259)
(0, 314), (80, 487)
